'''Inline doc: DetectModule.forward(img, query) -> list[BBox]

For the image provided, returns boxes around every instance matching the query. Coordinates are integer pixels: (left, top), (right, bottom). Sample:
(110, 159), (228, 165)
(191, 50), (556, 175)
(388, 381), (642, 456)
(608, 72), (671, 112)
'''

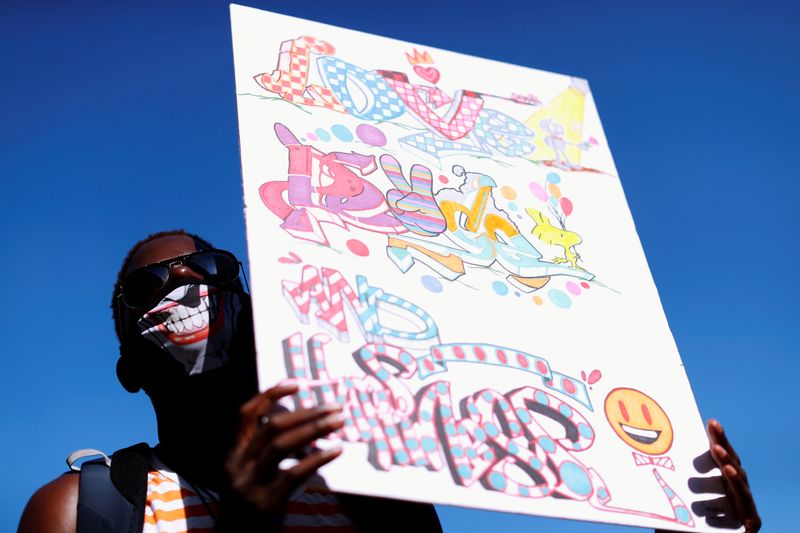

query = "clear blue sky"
(1, 1), (796, 531)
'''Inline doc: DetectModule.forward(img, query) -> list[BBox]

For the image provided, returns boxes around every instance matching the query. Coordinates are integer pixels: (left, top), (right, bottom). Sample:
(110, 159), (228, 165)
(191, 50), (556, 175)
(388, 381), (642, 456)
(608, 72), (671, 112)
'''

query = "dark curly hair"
(110, 229), (215, 341)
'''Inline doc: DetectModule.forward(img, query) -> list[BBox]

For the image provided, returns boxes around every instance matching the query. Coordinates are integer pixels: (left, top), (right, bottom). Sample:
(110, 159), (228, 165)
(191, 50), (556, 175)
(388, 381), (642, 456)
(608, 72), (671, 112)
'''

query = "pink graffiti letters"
(253, 36), (537, 161)
(260, 123), (406, 245)
(281, 331), (600, 500)
(378, 71), (484, 140)
(282, 266), (362, 342)
(281, 264), (439, 345)
(254, 36), (346, 113)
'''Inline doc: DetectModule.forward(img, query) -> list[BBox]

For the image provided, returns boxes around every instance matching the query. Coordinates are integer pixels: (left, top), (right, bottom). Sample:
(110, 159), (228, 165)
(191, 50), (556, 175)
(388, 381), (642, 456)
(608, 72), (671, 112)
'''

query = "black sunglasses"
(118, 249), (242, 310)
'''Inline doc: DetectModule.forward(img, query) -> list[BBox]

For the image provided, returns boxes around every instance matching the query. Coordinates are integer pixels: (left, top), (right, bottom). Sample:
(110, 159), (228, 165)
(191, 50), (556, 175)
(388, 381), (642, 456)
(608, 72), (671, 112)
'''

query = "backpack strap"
(110, 442), (150, 521)
(77, 459), (139, 533)
(73, 444), (150, 533)
(68, 449), (111, 470)
(338, 493), (442, 532)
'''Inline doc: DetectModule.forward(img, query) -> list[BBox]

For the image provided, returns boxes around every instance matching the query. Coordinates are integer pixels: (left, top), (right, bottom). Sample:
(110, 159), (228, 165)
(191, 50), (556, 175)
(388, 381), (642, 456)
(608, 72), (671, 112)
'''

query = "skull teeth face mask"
(137, 283), (242, 375)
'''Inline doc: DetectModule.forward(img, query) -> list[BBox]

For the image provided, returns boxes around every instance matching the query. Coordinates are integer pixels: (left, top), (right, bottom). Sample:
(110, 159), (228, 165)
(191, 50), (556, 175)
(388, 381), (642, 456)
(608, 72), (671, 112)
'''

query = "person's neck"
(149, 379), (244, 491)
(153, 414), (235, 491)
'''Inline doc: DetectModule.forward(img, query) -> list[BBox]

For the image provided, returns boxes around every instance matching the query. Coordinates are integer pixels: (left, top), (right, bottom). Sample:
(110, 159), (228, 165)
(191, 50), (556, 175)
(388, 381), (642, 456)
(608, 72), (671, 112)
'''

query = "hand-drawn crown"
(405, 48), (433, 65)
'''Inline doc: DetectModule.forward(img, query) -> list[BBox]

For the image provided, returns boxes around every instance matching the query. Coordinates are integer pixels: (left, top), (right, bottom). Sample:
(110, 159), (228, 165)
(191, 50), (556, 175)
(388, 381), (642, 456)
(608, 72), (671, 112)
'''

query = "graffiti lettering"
(253, 37), (544, 162)
(282, 264), (439, 346)
(254, 36), (347, 112)
(260, 123), (406, 245)
(400, 109), (536, 162)
(282, 331), (599, 499)
(378, 71), (484, 140)
(419, 343), (592, 410)
(279, 319), (693, 525)
(387, 165), (594, 289)
(380, 154), (447, 237)
(274, 265), (693, 526)
(316, 57), (406, 121)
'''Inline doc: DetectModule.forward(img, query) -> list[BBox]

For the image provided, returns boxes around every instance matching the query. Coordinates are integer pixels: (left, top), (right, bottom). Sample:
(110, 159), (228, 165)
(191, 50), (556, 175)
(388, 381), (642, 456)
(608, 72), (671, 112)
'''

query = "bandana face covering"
(137, 283), (242, 375)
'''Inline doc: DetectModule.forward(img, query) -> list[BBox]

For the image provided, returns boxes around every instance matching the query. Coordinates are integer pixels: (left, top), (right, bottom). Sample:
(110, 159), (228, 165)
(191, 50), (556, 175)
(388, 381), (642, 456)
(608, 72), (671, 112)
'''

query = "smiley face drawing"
(604, 388), (673, 456)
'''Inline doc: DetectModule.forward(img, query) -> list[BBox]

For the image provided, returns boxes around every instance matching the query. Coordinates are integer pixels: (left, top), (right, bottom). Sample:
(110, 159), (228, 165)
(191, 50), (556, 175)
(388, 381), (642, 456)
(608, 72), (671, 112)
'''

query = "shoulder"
(18, 472), (79, 533)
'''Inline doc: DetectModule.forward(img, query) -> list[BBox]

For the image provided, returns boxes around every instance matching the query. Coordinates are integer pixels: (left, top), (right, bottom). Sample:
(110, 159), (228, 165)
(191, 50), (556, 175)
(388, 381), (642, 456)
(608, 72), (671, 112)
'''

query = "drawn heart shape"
(278, 251), (302, 264)
(413, 65), (440, 84)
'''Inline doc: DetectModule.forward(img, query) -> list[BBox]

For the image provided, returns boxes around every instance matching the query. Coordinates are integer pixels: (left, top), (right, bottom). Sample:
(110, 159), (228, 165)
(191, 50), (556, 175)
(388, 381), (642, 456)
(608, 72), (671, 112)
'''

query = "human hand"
(706, 419), (761, 532)
(659, 419), (761, 533)
(218, 383), (345, 531)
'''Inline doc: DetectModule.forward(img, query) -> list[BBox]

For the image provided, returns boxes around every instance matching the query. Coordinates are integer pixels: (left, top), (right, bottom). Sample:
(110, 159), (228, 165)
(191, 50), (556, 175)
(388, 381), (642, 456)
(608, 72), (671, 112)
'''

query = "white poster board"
(231, 5), (720, 530)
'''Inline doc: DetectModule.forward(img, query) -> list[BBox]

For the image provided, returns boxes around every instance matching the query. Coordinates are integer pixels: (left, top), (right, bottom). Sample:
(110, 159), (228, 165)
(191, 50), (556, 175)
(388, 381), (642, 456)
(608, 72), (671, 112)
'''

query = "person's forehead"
(125, 235), (206, 274)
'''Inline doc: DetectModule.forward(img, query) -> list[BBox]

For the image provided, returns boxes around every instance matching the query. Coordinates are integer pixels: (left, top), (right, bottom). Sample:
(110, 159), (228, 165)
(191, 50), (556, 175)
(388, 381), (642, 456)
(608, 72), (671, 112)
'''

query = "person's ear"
(116, 344), (142, 393)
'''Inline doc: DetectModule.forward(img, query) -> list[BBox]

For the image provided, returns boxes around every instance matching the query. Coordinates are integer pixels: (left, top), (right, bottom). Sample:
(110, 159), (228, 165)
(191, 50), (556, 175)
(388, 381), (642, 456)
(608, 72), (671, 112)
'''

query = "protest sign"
(231, 5), (718, 530)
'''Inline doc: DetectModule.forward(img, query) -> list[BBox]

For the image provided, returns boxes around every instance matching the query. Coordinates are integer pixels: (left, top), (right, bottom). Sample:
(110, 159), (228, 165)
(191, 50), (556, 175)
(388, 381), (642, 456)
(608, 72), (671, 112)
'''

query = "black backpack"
(69, 444), (150, 533)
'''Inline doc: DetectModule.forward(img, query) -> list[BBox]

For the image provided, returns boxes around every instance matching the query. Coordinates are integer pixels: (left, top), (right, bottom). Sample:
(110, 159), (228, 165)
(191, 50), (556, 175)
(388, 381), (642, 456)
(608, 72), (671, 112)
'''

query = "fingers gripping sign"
(707, 419), (761, 532)
(659, 420), (761, 533)
(220, 383), (345, 529)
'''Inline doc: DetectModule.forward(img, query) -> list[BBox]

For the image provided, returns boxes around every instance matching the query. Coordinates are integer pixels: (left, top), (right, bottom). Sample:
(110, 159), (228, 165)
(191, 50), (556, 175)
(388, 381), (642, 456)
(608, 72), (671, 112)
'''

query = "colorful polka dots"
(346, 238), (369, 257)
(421, 274), (443, 293)
(491, 281), (509, 296)
(500, 186), (517, 200)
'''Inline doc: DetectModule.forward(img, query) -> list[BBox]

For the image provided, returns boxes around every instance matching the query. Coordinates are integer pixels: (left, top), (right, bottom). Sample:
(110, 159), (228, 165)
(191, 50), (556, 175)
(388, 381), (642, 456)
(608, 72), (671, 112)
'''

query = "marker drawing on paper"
(231, 6), (717, 531)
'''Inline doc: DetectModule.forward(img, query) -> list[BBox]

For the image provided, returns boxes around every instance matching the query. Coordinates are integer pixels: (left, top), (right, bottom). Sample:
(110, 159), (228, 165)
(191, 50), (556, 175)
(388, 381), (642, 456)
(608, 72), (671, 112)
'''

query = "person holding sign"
(18, 231), (760, 532)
